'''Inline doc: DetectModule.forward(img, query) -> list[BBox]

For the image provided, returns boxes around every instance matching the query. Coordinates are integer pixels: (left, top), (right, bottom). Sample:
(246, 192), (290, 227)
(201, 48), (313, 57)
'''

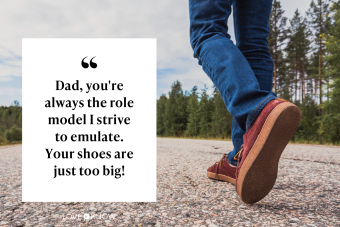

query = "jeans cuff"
(245, 93), (277, 131)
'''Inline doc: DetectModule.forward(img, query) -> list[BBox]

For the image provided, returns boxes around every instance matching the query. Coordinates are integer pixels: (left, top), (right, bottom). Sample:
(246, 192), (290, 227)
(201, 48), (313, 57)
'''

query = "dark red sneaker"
(235, 99), (301, 204)
(207, 153), (237, 184)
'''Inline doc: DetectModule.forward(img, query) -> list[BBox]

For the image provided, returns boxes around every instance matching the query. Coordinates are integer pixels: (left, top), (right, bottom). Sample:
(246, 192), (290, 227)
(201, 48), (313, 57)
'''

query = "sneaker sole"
(207, 171), (236, 184)
(236, 102), (301, 204)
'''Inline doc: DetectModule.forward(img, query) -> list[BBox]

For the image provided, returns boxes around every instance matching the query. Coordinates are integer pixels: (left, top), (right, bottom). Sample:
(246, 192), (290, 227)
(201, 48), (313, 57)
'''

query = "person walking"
(189, 0), (302, 204)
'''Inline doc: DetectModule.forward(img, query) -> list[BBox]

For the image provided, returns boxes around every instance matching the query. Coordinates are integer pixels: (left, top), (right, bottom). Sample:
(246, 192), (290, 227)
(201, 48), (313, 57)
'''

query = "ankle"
(227, 152), (238, 166)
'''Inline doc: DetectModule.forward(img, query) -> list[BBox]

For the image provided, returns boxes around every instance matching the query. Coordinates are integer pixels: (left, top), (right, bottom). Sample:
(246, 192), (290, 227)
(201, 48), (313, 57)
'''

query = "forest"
(157, 0), (340, 145)
(0, 102), (22, 145)
(0, 0), (339, 145)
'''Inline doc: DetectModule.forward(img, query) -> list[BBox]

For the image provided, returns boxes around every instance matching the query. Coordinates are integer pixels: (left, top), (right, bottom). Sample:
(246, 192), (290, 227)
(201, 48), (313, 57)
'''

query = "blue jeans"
(189, 0), (276, 165)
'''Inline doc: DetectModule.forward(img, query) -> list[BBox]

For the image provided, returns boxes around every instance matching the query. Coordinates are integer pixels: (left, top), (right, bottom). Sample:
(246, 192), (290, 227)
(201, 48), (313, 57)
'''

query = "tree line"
(157, 0), (340, 145)
(0, 104), (22, 145)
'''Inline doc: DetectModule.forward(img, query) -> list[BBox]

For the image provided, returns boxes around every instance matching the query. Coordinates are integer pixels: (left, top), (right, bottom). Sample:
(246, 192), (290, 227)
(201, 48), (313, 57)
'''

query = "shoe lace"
(215, 153), (227, 180)
(234, 145), (244, 177)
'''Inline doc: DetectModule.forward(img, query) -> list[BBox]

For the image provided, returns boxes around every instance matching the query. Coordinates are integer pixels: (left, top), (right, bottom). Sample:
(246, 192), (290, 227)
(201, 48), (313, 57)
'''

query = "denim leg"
(227, 0), (275, 164)
(189, 0), (276, 134)
(234, 0), (275, 132)
(233, 0), (274, 95)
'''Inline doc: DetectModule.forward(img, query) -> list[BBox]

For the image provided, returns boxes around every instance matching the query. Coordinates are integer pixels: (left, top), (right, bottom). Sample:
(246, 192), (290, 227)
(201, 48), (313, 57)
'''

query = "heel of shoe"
(237, 102), (301, 204)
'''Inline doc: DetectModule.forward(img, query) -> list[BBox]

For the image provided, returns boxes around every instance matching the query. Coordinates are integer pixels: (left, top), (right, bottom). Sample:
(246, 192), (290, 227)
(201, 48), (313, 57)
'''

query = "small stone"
(153, 213), (160, 217)
(0, 195), (6, 198)
(208, 224), (218, 227)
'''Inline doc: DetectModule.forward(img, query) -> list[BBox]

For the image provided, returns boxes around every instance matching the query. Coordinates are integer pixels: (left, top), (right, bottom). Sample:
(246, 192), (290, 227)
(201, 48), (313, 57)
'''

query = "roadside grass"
(157, 136), (232, 141)
(0, 141), (22, 147)
(157, 136), (340, 146)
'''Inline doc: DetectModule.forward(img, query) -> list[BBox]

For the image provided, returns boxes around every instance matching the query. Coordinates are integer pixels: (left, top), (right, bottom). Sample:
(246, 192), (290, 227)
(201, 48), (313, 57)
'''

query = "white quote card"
(22, 39), (156, 202)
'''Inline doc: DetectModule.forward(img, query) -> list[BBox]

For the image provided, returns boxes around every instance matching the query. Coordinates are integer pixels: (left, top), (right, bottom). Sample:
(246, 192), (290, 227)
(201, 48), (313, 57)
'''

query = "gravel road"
(0, 139), (339, 226)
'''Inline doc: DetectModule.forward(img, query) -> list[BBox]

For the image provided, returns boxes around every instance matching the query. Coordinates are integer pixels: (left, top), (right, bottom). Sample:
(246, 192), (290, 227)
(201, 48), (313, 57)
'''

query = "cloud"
(157, 66), (214, 96)
(0, 0), (193, 65)
(0, 88), (22, 106)
(0, 0), (200, 98)
(0, 47), (22, 81)
(0, 88), (22, 96)
(0, 0), (311, 103)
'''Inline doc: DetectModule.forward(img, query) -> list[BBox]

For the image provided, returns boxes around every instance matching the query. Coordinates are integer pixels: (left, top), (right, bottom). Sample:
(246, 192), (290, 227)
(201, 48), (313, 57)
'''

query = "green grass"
(0, 141), (22, 147)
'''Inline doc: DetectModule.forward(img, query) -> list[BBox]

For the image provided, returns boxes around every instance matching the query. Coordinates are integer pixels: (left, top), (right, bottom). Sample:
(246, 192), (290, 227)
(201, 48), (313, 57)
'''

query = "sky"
(0, 0), (311, 106)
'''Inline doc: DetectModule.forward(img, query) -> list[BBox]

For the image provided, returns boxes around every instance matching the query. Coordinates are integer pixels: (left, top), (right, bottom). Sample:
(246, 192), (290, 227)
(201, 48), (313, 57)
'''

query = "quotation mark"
(82, 56), (97, 69)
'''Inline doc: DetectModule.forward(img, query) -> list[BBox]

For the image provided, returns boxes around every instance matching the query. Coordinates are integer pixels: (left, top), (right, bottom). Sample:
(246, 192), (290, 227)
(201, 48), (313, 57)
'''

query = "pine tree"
(164, 80), (188, 136)
(278, 54), (293, 100)
(297, 17), (312, 101)
(307, 0), (331, 105)
(186, 86), (200, 137)
(269, 0), (287, 93)
(210, 87), (233, 139)
(157, 94), (168, 136)
(320, 0), (340, 143)
(308, 51), (320, 102)
(198, 85), (212, 138)
(286, 10), (303, 104)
